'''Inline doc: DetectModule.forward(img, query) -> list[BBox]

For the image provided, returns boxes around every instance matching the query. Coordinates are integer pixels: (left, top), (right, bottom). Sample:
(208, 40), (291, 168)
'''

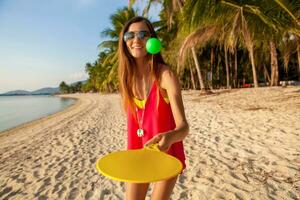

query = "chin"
(131, 51), (147, 58)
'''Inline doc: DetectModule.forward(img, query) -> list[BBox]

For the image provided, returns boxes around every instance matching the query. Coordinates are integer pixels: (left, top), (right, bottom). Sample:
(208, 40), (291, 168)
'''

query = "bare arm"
(145, 66), (189, 151)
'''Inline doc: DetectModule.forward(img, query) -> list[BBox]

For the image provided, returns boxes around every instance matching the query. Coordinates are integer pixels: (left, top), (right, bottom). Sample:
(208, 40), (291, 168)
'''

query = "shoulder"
(158, 64), (180, 91)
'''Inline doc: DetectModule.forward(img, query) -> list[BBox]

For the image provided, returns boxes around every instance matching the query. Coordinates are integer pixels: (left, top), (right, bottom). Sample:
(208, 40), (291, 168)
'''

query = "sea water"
(0, 95), (76, 132)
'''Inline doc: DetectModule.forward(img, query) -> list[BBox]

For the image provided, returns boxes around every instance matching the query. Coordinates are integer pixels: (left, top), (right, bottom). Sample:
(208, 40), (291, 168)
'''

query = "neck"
(135, 57), (150, 78)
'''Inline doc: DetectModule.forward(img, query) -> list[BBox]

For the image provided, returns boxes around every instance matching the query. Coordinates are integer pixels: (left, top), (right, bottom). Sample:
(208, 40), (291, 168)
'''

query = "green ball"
(146, 38), (161, 54)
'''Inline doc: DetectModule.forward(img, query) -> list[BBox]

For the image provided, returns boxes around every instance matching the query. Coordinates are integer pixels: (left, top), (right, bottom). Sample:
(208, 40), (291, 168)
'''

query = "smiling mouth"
(131, 46), (143, 49)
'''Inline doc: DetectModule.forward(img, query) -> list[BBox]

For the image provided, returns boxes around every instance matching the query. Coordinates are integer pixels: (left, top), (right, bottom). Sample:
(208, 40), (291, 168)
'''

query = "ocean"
(0, 95), (76, 132)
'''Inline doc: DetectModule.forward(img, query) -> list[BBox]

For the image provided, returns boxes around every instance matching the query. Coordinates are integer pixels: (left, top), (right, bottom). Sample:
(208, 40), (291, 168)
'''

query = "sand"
(0, 87), (299, 200)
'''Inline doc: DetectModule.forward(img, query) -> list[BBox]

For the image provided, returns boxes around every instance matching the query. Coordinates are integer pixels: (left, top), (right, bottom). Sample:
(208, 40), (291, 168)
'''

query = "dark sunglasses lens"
(137, 31), (149, 39)
(124, 31), (150, 41)
(124, 32), (134, 41)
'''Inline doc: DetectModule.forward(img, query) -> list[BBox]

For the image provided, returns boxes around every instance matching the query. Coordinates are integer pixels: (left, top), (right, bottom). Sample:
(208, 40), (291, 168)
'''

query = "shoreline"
(0, 88), (299, 199)
(0, 86), (292, 137)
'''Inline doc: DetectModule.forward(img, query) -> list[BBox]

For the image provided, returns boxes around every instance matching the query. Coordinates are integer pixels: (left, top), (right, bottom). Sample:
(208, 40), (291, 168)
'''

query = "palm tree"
(177, 0), (235, 89)
(98, 7), (137, 91)
(178, 25), (219, 91)
(129, 0), (185, 29)
(59, 81), (69, 94)
(179, 0), (300, 88)
(85, 62), (97, 92)
(131, 0), (211, 91)
(121, 0), (300, 90)
(248, 0), (300, 85)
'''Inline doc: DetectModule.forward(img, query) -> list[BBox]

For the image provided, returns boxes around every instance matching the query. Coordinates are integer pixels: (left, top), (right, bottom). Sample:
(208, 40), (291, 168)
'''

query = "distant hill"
(1, 90), (31, 95)
(0, 80), (87, 96)
(31, 87), (60, 95)
(0, 87), (59, 96)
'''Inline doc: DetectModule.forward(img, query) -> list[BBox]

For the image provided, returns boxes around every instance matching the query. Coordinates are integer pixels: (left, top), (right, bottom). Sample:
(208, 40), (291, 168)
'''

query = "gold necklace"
(136, 79), (152, 137)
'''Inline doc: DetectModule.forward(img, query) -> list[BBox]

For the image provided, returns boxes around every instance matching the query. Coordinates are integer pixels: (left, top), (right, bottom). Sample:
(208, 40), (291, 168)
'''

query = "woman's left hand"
(144, 133), (172, 152)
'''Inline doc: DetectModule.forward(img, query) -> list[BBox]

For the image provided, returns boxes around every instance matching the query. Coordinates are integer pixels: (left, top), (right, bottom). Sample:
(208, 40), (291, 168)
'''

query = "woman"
(118, 16), (189, 200)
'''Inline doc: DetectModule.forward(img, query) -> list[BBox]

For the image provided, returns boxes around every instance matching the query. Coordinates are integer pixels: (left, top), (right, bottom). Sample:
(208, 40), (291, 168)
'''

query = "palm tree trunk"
(263, 64), (271, 85)
(217, 54), (220, 89)
(224, 48), (230, 89)
(229, 52), (233, 87)
(191, 47), (205, 91)
(176, 0), (184, 11)
(234, 46), (238, 88)
(297, 43), (300, 73)
(189, 63), (196, 90)
(210, 48), (214, 89)
(248, 48), (258, 87)
(240, 8), (258, 87)
(283, 53), (290, 80)
(270, 41), (279, 86)
(243, 70), (246, 86)
(283, 42), (291, 79)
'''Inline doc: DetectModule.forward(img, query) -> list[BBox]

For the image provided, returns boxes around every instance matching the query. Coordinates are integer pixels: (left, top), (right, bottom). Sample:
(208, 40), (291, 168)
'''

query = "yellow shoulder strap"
(133, 98), (145, 109)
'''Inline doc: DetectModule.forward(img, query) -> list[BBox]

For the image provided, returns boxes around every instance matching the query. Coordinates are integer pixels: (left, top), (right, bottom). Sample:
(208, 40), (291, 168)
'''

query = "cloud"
(69, 71), (88, 81)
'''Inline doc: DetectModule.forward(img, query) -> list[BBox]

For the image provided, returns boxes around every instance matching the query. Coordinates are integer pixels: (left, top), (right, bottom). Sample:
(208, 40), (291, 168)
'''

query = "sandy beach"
(0, 87), (299, 200)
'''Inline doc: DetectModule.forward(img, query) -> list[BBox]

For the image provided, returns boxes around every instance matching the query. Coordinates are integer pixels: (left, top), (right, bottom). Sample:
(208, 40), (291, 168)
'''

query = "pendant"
(137, 129), (144, 137)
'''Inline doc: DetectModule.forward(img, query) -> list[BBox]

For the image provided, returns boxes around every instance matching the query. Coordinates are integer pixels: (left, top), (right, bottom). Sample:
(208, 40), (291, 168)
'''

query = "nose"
(133, 34), (142, 42)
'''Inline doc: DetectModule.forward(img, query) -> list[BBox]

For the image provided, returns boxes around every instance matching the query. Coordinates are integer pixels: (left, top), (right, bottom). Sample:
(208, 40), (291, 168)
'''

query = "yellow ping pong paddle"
(96, 144), (182, 183)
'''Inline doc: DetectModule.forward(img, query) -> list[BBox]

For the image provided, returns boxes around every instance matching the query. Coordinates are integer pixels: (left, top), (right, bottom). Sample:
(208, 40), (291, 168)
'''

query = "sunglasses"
(123, 30), (151, 42)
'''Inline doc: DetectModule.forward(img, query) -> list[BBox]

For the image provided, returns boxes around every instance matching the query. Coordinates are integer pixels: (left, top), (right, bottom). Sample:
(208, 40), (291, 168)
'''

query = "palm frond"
(128, 0), (136, 8)
(97, 40), (118, 51)
(274, 0), (300, 25)
(178, 25), (219, 68)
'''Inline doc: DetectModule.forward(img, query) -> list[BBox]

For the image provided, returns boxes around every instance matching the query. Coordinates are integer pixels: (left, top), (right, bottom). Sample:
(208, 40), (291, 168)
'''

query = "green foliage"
(80, 0), (300, 92)
(59, 81), (69, 94)
(174, 0), (300, 88)
(81, 6), (137, 93)
(59, 81), (83, 94)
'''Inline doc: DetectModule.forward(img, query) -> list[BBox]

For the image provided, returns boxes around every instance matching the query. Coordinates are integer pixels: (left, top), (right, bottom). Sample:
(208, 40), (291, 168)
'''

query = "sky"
(0, 0), (161, 93)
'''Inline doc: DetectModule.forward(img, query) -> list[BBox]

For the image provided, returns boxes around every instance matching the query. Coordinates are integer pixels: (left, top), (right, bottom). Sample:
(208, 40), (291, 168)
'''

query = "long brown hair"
(118, 16), (166, 114)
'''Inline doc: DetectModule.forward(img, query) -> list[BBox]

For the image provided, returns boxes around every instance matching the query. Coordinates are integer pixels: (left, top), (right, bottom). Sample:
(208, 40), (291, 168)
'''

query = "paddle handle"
(144, 143), (160, 151)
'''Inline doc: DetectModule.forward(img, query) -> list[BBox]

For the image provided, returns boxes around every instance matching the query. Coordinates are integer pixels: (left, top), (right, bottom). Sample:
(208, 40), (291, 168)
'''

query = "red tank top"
(127, 80), (186, 169)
